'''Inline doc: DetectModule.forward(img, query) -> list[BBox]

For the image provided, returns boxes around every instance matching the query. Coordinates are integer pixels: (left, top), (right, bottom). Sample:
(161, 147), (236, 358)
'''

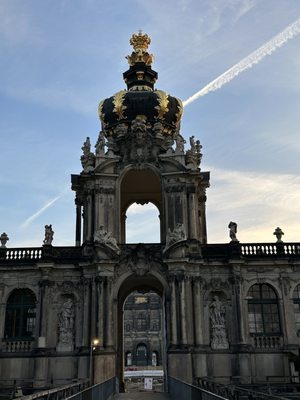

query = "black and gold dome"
(98, 31), (183, 137)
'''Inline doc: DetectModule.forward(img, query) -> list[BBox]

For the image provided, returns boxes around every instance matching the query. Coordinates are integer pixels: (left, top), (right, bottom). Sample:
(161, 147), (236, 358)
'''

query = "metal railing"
(168, 376), (229, 400)
(5, 381), (89, 400)
(65, 378), (116, 400)
(197, 377), (294, 400)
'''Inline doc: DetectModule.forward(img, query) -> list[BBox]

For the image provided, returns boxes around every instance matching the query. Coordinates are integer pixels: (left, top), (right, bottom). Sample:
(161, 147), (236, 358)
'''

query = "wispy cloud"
(206, 166), (300, 242)
(0, 2), (42, 46)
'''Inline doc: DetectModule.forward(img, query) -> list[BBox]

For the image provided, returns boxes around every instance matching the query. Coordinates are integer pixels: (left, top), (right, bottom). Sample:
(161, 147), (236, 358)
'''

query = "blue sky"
(1, 0), (300, 247)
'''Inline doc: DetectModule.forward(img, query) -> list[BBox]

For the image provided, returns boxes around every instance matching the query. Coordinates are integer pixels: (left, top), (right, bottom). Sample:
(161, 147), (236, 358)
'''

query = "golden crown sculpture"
(126, 30), (154, 66)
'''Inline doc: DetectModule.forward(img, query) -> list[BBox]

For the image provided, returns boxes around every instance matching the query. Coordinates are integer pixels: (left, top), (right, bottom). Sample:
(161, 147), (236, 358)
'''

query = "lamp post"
(89, 338), (99, 386)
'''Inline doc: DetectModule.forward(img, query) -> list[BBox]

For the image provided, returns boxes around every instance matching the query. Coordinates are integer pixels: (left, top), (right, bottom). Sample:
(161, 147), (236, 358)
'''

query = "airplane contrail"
(183, 18), (300, 107)
(20, 195), (62, 228)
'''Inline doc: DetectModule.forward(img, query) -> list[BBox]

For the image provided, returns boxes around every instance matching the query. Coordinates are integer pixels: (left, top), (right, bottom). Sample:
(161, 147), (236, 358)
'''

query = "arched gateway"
(1, 31), (300, 395)
(71, 31), (209, 386)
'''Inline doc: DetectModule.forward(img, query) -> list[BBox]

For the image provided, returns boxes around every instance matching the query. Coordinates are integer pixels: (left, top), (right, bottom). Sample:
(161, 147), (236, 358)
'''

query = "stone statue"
(114, 123), (128, 138)
(185, 135), (202, 168)
(228, 221), (238, 242)
(95, 131), (106, 155)
(175, 134), (185, 153)
(165, 223), (186, 250)
(210, 295), (225, 326)
(57, 298), (75, 352)
(94, 225), (120, 254)
(130, 115), (152, 162)
(209, 295), (229, 350)
(131, 115), (147, 144)
(273, 227), (284, 243)
(81, 136), (95, 171)
(43, 225), (54, 245)
(153, 122), (164, 139)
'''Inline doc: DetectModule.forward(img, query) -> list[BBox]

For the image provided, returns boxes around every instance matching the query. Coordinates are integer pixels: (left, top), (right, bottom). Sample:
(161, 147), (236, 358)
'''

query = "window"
(247, 284), (280, 335)
(293, 284), (300, 335)
(136, 344), (147, 366)
(136, 313), (147, 331)
(5, 289), (36, 339)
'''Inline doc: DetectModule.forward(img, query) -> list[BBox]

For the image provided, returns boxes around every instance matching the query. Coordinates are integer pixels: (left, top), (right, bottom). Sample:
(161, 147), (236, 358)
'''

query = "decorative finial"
(0, 232), (9, 248)
(126, 31), (154, 66)
(273, 227), (284, 243)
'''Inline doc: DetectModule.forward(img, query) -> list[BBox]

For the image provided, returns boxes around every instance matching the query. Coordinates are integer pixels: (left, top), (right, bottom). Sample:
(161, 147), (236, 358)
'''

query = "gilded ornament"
(155, 90), (169, 120)
(126, 31), (154, 66)
(98, 100), (105, 124)
(175, 97), (183, 125)
(113, 90), (127, 120)
(130, 30), (151, 54)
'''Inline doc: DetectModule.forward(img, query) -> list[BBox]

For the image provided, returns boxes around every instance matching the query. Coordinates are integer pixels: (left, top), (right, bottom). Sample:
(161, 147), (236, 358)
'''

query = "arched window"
(293, 284), (300, 335)
(247, 284), (281, 335)
(136, 343), (148, 366)
(5, 289), (36, 339)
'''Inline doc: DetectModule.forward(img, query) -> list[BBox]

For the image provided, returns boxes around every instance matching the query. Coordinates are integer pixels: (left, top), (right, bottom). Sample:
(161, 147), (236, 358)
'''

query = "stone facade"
(1, 32), (300, 395)
(124, 292), (163, 368)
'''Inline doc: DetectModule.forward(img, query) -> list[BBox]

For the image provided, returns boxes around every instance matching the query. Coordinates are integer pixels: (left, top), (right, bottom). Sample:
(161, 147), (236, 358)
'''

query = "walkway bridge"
(12, 376), (299, 400)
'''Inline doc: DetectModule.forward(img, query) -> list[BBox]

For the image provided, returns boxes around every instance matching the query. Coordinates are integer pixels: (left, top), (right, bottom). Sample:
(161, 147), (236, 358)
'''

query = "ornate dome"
(98, 31), (183, 138)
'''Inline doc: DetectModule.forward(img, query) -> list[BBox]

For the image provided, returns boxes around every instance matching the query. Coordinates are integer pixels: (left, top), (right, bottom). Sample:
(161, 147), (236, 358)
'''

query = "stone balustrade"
(2, 339), (34, 352)
(251, 335), (283, 349)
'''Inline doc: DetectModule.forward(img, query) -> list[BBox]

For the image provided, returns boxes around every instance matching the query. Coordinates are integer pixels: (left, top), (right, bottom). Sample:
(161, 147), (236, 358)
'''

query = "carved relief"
(164, 223), (186, 251)
(56, 297), (75, 352)
(116, 244), (165, 278)
(94, 225), (120, 254)
(209, 295), (229, 350)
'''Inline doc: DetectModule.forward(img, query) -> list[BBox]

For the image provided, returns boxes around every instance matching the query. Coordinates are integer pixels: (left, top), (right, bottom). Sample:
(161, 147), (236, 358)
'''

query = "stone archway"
(115, 271), (169, 391)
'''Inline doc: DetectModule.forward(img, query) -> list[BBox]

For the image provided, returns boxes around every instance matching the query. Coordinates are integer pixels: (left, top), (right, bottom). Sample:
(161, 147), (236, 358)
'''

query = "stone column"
(91, 278), (96, 340)
(188, 189), (197, 239)
(185, 276), (194, 344)
(179, 276), (188, 346)
(86, 193), (93, 242)
(170, 276), (178, 346)
(81, 278), (91, 347)
(198, 191), (207, 244)
(106, 277), (114, 348)
(97, 277), (105, 345)
(279, 276), (297, 344)
(193, 277), (203, 346)
(75, 202), (82, 246)
(0, 284), (6, 341)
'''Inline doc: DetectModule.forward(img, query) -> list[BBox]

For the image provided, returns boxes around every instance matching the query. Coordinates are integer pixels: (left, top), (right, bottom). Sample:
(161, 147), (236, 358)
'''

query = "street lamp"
(89, 338), (100, 385)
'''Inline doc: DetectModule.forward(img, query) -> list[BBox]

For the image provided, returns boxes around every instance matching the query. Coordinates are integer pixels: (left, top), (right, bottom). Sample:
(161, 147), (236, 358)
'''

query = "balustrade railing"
(0, 242), (299, 265)
(241, 243), (300, 256)
(2, 339), (34, 352)
(0, 246), (83, 263)
(4, 248), (42, 260)
(251, 335), (283, 349)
